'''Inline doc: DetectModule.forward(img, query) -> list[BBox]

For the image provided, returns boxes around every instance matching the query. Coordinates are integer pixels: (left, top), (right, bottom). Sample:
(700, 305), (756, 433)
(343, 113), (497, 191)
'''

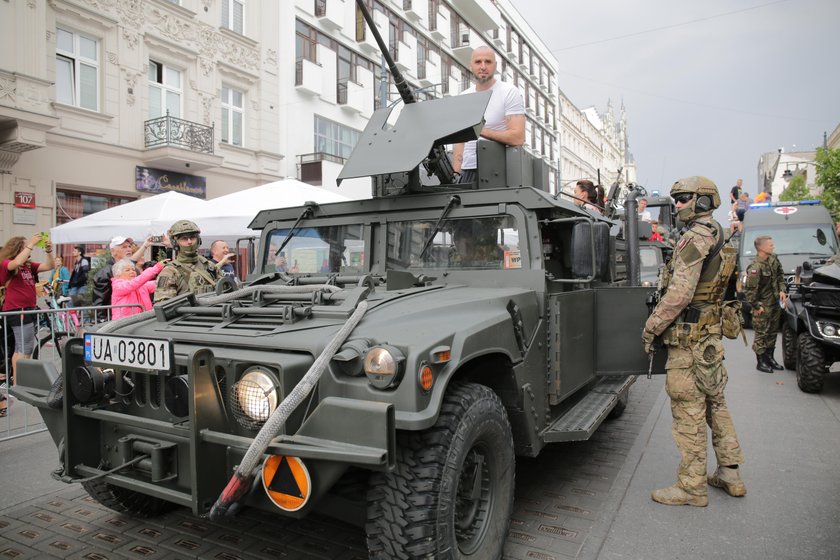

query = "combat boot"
(651, 485), (708, 507)
(708, 466), (747, 497)
(756, 353), (773, 373)
(765, 349), (784, 371)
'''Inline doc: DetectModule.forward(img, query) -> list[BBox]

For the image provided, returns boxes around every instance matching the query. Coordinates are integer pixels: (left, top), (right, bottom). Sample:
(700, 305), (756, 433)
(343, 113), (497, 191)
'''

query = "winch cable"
(97, 284), (341, 334)
(208, 299), (369, 520)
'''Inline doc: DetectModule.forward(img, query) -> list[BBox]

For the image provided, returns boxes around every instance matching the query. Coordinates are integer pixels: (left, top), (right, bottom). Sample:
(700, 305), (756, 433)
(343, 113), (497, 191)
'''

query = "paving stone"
(32, 535), (88, 558)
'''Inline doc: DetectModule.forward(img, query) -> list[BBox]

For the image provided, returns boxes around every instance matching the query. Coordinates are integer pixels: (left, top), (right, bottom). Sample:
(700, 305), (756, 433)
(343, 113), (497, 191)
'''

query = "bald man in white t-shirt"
(453, 46), (526, 184)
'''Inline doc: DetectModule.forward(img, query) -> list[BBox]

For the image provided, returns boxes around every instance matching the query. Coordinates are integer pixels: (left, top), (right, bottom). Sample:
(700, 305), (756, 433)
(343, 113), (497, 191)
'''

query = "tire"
(81, 478), (176, 518)
(795, 333), (827, 393)
(781, 323), (797, 371)
(366, 382), (515, 559)
(608, 389), (629, 419)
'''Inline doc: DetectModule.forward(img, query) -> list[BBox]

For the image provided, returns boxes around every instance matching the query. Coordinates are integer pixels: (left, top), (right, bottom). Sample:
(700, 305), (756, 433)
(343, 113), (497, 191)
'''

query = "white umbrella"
(184, 180), (350, 239)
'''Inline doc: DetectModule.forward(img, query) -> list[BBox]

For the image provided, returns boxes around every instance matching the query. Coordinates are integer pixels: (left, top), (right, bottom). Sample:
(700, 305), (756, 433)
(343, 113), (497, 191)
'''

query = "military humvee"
(11, 5), (664, 558)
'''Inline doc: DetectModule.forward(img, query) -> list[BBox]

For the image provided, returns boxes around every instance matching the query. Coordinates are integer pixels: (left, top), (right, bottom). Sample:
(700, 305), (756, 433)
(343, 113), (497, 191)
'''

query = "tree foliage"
(816, 147), (840, 219)
(779, 175), (809, 202)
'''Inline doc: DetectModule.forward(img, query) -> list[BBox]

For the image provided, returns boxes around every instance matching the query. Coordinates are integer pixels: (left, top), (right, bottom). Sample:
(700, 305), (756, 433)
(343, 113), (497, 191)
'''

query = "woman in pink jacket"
(110, 258), (167, 320)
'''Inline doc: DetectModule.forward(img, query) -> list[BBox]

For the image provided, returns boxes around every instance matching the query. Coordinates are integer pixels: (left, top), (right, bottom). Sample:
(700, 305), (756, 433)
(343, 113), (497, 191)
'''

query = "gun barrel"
(355, 0), (415, 106)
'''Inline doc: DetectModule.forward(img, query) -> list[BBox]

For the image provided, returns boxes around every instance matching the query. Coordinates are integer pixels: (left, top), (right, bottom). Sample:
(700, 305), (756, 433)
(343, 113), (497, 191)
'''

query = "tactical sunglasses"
(672, 193), (695, 204)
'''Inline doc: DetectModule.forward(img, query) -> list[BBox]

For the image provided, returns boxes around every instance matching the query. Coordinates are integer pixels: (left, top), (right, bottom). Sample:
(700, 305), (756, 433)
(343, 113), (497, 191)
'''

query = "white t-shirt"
(460, 80), (525, 170)
(638, 209), (652, 222)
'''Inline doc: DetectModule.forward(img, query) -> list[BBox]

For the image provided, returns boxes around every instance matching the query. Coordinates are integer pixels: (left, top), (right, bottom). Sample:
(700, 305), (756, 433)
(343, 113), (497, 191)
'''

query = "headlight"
(231, 367), (279, 429)
(818, 322), (840, 339)
(363, 345), (405, 389)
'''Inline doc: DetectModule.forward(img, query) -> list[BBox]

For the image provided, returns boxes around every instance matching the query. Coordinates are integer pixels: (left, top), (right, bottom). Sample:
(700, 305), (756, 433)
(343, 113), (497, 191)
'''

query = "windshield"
(387, 215), (521, 270)
(742, 225), (837, 257)
(263, 224), (365, 274)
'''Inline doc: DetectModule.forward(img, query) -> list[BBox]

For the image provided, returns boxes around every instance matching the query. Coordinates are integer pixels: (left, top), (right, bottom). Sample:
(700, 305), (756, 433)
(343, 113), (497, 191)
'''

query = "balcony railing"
(144, 112), (214, 154)
(298, 152), (345, 165)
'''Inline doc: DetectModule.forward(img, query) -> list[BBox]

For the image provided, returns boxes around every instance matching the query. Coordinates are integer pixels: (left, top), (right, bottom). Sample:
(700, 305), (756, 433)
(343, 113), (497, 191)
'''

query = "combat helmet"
(168, 219), (201, 239)
(670, 176), (720, 222)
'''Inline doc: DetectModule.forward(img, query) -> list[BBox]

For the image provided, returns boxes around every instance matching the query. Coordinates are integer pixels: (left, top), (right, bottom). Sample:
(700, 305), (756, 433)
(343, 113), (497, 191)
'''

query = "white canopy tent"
(183, 180), (350, 239)
(51, 191), (207, 245)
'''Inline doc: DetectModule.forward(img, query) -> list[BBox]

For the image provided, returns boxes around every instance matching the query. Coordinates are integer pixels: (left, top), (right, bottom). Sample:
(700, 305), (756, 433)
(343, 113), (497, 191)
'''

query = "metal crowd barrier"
(0, 304), (143, 442)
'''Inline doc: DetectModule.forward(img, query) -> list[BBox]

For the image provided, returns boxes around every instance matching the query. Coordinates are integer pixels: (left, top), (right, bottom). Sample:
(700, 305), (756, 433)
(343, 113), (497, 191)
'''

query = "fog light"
(230, 367), (279, 430)
(69, 366), (114, 403)
(818, 322), (839, 338)
(164, 375), (190, 417)
(364, 345), (405, 389)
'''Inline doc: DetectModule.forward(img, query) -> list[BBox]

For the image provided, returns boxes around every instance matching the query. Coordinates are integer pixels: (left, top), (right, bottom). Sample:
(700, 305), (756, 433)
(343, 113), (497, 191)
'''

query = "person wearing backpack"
(0, 233), (54, 416)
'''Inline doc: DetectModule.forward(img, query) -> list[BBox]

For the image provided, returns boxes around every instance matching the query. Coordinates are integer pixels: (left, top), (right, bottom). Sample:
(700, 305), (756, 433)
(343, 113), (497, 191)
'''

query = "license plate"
(84, 333), (173, 372)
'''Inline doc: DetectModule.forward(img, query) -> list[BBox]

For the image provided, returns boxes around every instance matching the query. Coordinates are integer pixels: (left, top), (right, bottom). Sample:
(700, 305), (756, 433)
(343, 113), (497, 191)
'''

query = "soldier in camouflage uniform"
(642, 176), (746, 506)
(744, 236), (787, 373)
(154, 220), (222, 303)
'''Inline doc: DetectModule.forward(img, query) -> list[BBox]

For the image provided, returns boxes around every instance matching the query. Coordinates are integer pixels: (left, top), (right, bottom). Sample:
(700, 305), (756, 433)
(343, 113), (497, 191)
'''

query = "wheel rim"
(454, 441), (494, 554)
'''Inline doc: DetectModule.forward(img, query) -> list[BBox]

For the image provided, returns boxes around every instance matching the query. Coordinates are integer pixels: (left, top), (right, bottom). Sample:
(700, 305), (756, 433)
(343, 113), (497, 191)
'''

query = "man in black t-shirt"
(729, 178), (743, 204)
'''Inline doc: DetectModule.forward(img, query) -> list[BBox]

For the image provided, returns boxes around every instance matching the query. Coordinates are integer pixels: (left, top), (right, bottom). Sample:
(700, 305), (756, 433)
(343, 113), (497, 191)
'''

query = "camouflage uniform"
(154, 220), (221, 303)
(744, 253), (785, 355)
(154, 257), (221, 303)
(644, 177), (745, 504)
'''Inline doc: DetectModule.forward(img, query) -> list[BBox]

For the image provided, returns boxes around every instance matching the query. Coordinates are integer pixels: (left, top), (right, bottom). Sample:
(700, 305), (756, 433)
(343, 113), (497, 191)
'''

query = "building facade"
(757, 149), (819, 201)
(1, 0), (284, 248)
(558, 90), (633, 196)
(1, 0), (632, 250)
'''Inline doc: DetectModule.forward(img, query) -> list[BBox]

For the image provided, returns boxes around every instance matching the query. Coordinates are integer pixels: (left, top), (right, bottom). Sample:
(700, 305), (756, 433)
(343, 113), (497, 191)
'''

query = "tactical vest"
(171, 258), (218, 295)
(660, 221), (736, 345)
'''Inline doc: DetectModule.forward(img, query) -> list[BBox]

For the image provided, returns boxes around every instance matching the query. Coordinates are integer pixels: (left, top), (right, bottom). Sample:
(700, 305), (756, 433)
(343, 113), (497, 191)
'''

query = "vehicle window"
(387, 215), (521, 270)
(264, 224), (365, 274)
(742, 225), (837, 257)
(639, 247), (660, 268)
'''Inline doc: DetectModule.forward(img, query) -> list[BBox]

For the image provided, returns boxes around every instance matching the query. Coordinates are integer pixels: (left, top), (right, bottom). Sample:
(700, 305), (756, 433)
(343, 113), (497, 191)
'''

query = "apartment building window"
(428, 0), (440, 31)
(314, 115), (361, 159)
(416, 39), (427, 80)
(222, 0), (244, 34)
(55, 27), (99, 111)
(148, 60), (181, 119)
(440, 58), (451, 94)
(337, 45), (356, 104)
(221, 85), (244, 146)
(296, 21), (318, 63)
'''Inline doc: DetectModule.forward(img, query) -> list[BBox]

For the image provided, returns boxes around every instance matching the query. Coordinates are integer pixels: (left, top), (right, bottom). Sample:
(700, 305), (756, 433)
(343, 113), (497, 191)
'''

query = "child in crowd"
(110, 258), (167, 320)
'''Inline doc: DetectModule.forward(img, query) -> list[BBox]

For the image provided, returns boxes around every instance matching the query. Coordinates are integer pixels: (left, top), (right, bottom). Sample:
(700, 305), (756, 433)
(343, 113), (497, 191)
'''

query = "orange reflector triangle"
(261, 455), (311, 512)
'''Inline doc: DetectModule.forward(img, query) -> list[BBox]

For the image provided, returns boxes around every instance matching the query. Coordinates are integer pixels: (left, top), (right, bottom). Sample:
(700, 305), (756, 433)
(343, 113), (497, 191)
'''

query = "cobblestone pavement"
(0, 376), (664, 560)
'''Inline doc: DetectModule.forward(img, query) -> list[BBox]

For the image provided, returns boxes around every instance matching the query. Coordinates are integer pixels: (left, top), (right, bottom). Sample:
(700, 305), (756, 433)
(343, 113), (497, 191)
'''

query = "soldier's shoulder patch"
(678, 241), (703, 265)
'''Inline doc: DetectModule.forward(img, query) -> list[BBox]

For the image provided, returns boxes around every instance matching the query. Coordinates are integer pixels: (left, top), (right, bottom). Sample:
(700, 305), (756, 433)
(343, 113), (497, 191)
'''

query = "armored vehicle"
(11, 5), (663, 558)
(782, 260), (840, 392)
(736, 200), (838, 327)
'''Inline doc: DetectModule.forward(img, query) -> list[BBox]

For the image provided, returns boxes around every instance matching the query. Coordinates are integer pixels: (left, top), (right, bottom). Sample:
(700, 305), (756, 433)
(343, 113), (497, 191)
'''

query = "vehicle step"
(542, 376), (635, 443)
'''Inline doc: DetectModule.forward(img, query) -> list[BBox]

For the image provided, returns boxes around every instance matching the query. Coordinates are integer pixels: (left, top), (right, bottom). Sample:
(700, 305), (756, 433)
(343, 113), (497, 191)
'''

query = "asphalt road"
(1, 333), (838, 559)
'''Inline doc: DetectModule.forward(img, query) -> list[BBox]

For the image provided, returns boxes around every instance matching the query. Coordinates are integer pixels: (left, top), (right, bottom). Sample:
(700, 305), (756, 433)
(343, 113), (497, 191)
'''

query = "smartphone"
(36, 232), (50, 248)
(149, 235), (164, 243)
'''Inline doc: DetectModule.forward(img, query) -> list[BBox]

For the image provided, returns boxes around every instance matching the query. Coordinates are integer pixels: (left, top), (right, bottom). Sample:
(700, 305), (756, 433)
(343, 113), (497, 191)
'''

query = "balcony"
(397, 35), (417, 76)
(315, 0), (344, 30)
(430, 10), (448, 43)
(403, 0), (424, 23)
(295, 58), (323, 96)
(450, 0), (499, 32)
(142, 112), (222, 172)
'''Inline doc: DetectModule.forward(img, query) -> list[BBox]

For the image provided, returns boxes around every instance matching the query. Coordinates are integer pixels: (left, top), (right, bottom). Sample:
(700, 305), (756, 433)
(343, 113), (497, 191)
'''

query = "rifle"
(354, 0), (456, 186)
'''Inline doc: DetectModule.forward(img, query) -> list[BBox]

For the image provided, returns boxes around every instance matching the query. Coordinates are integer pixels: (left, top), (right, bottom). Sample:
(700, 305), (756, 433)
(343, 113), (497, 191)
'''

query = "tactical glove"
(642, 329), (656, 354)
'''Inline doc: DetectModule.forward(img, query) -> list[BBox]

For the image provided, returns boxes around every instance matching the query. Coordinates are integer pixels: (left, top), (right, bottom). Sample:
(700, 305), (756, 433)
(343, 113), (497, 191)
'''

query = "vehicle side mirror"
(816, 228), (827, 246)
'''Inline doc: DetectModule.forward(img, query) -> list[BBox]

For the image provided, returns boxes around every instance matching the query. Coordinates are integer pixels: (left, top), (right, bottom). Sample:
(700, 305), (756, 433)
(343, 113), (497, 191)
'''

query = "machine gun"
(603, 167), (624, 220)
(354, 0), (456, 186)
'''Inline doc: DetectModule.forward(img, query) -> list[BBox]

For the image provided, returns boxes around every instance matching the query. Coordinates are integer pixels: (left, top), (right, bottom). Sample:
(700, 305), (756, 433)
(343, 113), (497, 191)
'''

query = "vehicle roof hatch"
(336, 91), (490, 185)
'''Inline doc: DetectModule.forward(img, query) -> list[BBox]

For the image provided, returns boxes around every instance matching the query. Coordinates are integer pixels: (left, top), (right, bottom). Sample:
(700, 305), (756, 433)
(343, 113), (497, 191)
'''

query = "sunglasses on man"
(672, 193), (695, 204)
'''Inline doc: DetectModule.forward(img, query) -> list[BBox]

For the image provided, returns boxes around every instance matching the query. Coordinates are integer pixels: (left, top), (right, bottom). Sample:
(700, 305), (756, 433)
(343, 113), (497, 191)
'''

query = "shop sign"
(135, 166), (206, 199)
